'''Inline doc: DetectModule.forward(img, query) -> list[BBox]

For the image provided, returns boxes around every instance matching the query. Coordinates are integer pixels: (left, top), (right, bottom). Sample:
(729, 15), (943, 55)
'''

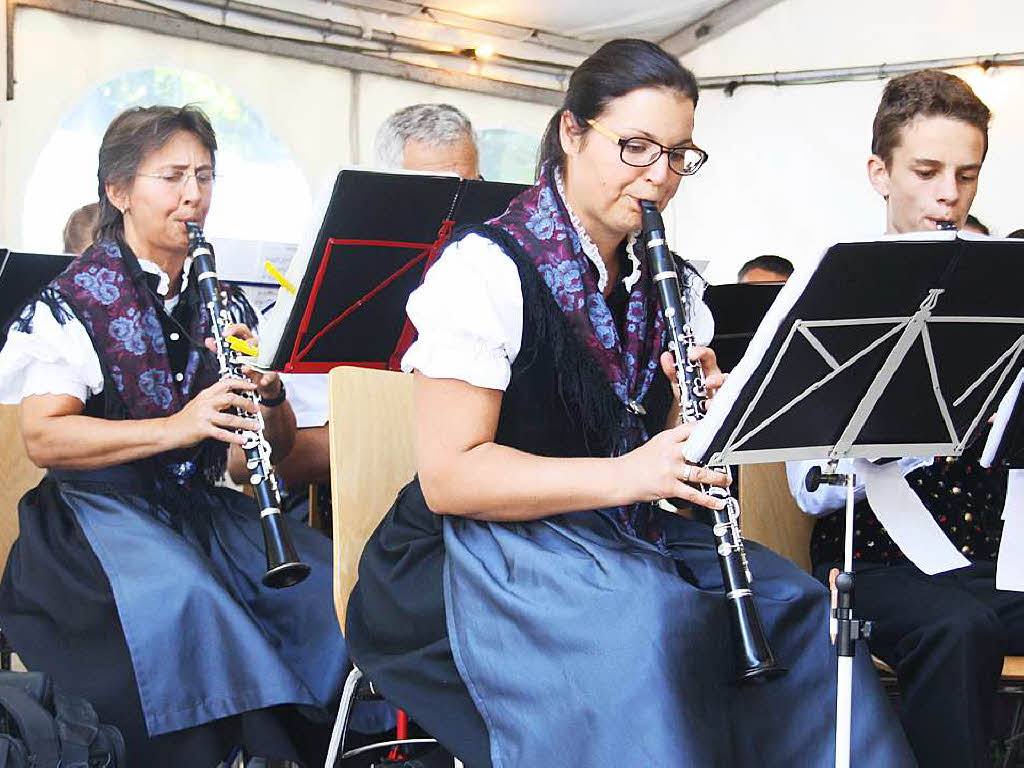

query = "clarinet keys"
(186, 221), (310, 589)
(639, 200), (784, 684)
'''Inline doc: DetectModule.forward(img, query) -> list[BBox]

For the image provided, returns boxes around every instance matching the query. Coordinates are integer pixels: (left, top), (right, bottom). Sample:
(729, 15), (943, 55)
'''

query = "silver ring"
(681, 464), (693, 482)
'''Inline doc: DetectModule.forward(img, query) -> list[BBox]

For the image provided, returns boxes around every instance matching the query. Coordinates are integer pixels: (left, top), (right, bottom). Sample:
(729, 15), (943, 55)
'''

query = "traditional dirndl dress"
(0, 240), (391, 766)
(2, 465), (357, 766)
(347, 171), (915, 768)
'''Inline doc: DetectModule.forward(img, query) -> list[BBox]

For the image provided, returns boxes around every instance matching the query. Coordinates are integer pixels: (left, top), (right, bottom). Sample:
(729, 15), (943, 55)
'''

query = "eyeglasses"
(137, 169), (216, 188)
(585, 118), (708, 176)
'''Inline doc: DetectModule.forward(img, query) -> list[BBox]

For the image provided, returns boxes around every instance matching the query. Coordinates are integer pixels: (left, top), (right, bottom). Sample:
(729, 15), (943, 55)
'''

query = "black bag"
(0, 671), (125, 767)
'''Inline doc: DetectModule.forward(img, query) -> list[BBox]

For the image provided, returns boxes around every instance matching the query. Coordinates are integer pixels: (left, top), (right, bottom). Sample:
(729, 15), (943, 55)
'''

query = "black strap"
(52, 689), (99, 768)
(0, 735), (29, 768)
(0, 673), (51, 709)
(0, 687), (59, 767)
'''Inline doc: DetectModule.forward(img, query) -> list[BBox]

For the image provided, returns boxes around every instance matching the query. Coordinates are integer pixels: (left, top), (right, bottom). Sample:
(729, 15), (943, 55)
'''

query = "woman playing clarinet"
(0, 105), (389, 766)
(346, 39), (915, 767)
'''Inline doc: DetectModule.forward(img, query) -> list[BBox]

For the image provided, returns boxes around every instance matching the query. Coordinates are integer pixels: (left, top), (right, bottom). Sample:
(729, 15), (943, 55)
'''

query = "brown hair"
(62, 202), (99, 253)
(96, 105), (217, 242)
(871, 70), (990, 166)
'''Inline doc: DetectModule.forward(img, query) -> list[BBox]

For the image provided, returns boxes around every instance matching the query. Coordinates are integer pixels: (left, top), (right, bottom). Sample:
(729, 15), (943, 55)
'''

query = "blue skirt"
(348, 479), (916, 768)
(0, 465), (391, 766)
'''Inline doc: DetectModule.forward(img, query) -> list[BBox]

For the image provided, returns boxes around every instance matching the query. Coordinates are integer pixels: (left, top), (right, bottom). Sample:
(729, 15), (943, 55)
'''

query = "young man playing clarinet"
(788, 69), (1024, 768)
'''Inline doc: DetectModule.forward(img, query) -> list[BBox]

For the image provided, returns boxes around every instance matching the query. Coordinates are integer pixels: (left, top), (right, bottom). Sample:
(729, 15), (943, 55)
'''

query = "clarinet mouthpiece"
(185, 221), (203, 244)
(640, 200), (663, 232)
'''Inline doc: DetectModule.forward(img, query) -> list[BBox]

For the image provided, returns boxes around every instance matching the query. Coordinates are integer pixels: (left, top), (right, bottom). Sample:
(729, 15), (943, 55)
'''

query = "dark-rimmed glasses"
(586, 118), (708, 176)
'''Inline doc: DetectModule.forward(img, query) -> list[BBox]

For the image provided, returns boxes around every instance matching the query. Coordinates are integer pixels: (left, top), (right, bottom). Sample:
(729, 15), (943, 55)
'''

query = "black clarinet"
(187, 222), (311, 589)
(640, 201), (784, 683)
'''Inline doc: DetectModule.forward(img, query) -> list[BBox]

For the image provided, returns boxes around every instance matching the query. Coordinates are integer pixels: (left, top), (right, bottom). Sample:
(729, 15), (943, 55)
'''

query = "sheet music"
(256, 170), (340, 368)
(256, 165), (460, 368)
(982, 367), (1024, 468)
(997, 470), (1024, 590)
(684, 238), (828, 463)
(681, 231), (1024, 580)
(686, 230), (1024, 466)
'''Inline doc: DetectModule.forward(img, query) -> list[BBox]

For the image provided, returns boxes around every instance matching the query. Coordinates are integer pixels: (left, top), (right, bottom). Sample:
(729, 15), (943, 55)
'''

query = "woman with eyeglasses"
(346, 40), (914, 766)
(0, 105), (390, 766)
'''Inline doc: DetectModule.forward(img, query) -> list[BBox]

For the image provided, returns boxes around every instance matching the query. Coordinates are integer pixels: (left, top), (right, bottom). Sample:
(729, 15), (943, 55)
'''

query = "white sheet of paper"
(857, 458), (970, 574)
(983, 368), (1024, 469)
(997, 469), (1024, 590)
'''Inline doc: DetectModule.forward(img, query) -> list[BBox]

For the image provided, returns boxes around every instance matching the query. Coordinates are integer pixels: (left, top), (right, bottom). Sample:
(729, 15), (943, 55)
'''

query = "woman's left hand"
(659, 345), (728, 402)
(206, 323), (283, 401)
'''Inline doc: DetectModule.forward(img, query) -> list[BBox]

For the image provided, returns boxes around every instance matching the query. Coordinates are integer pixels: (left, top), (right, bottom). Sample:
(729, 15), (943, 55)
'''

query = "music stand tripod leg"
(806, 467), (873, 768)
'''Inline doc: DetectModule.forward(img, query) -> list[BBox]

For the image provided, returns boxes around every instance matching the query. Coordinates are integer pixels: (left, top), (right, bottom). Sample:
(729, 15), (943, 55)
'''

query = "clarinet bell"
(262, 512), (311, 588)
(731, 595), (787, 683)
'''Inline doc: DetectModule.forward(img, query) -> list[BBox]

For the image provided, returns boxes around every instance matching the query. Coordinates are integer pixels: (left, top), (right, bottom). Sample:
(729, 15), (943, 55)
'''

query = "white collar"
(553, 167), (642, 293)
(138, 255), (193, 299)
(622, 235), (642, 293)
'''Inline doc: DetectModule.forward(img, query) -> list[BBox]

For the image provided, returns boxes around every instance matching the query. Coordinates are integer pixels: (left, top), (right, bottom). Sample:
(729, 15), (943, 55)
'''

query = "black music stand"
(256, 169), (525, 373)
(684, 232), (1024, 768)
(704, 282), (784, 372)
(0, 249), (74, 352)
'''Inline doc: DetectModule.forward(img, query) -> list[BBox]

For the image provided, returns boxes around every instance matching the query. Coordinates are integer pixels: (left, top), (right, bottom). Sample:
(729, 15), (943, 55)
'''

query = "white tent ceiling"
(6, 0), (784, 103)
(394, 0), (726, 42)
(4, 0), (1024, 270)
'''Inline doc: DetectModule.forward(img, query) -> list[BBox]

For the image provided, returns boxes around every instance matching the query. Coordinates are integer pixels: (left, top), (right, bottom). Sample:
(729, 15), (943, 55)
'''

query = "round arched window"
(22, 68), (309, 306)
(477, 128), (540, 184)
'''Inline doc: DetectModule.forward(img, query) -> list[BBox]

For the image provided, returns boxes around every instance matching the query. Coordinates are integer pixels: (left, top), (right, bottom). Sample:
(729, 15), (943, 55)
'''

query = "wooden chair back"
(738, 461), (815, 573)
(0, 405), (43, 569)
(328, 367), (416, 633)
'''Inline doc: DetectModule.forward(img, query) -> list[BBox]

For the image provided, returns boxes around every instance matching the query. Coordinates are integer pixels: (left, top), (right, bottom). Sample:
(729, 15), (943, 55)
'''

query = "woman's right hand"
(619, 422), (730, 511)
(164, 378), (260, 448)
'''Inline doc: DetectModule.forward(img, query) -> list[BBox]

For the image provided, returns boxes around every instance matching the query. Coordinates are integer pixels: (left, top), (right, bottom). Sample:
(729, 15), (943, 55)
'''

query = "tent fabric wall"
(674, 0), (1024, 282)
(2, 0), (1022, 283)
(0, 8), (554, 252)
(3, 9), (352, 249)
(354, 72), (553, 167)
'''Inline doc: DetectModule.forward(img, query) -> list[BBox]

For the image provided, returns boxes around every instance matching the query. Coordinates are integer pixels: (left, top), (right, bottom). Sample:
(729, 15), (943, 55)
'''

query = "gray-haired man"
(276, 103), (482, 490)
(374, 103), (481, 179)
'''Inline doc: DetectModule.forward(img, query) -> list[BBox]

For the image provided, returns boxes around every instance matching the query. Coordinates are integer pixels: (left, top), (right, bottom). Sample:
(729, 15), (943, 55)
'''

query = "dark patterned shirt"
(810, 440), (1007, 566)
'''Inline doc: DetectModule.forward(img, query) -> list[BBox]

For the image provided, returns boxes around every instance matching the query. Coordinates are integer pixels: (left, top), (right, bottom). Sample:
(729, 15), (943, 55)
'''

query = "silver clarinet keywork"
(187, 222), (310, 589)
(640, 200), (784, 683)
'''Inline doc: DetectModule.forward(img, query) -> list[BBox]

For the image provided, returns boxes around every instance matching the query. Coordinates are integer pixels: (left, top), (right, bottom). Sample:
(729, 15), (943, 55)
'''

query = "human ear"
(559, 110), (585, 158)
(105, 181), (130, 215)
(867, 154), (891, 200)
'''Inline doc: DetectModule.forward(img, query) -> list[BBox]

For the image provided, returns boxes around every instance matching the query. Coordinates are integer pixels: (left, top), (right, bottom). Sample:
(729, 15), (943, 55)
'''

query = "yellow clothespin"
(227, 335), (259, 357)
(264, 260), (296, 295)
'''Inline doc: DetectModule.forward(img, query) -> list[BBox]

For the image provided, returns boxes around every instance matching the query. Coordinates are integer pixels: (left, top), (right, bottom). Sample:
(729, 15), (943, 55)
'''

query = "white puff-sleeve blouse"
(0, 299), (104, 404)
(400, 232), (714, 390)
(0, 256), (251, 406)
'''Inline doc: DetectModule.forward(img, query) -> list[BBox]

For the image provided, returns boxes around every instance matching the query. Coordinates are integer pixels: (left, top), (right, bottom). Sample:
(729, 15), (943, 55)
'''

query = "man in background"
(374, 103), (480, 179)
(737, 254), (793, 283)
(275, 104), (481, 492)
(963, 213), (989, 235)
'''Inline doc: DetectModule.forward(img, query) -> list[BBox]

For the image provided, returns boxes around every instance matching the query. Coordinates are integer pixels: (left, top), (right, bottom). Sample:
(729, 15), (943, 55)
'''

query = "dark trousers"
(815, 560), (1024, 768)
